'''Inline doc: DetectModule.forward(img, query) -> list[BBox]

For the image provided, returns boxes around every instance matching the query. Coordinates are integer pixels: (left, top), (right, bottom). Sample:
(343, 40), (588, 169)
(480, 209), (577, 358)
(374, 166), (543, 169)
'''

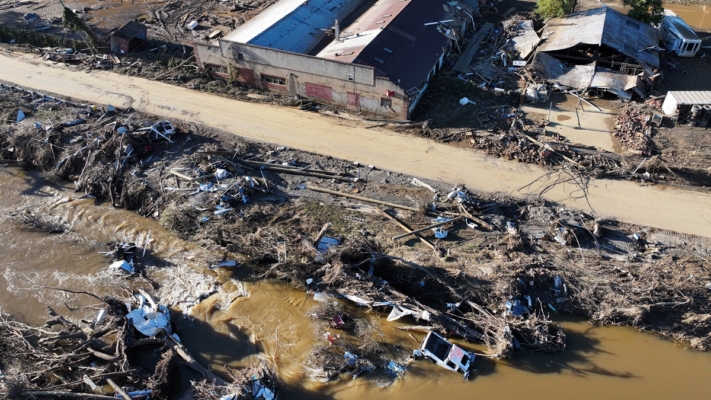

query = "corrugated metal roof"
(537, 7), (659, 68)
(507, 20), (539, 59)
(316, 0), (410, 62)
(668, 91), (711, 105)
(530, 52), (638, 97)
(319, 0), (452, 92)
(113, 22), (147, 41)
(590, 68), (638, 91)
(530, 52), (594, 89)
(663, 13), (700, 41)
(222, 0), (363, 54)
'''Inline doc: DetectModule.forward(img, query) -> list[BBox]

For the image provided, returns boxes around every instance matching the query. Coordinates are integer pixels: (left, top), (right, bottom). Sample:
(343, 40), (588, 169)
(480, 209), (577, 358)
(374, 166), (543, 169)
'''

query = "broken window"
(207, 64), (228, 74)
(237, 52), (244, 60)
(380, 98), (392, 108)
(261, 75), (286, 86)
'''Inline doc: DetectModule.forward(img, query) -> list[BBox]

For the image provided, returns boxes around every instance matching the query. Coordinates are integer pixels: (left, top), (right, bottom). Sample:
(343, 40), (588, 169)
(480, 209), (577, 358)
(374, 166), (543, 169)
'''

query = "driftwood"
(392, 216), (464, 240)
(306, 185), (421, 212)
(380, 208), (436, 250)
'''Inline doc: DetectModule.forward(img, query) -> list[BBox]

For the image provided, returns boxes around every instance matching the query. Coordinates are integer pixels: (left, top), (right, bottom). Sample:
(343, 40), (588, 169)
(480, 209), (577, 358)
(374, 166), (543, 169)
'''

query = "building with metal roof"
(195, 0), (464, 118)
(111, 22), (147, 54)
(538, 7), (659, 69)
(528, 7), (661, 100)
(662, 91), (711, 115)
(222, 0), (366, 54)
(317, 0), (452, 95)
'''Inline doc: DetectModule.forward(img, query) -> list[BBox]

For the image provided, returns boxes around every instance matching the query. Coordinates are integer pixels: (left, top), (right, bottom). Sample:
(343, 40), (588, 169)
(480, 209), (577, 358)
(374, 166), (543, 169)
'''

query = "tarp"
(126, 305), (170, 337)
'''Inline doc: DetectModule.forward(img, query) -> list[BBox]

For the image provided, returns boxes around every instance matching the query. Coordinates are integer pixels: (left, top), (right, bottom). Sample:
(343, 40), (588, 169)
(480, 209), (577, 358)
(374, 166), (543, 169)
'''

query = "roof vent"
(373, 57), (385, 64)
(383, 47), (393, 54)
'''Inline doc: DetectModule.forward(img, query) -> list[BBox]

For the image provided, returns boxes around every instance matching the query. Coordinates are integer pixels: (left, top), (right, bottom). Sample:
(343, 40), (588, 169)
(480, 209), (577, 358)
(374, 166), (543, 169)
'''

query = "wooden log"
(313, 222), (332, 246)
(22, 391), (118, 399)
(379, 209), (435, 250)
(168, 339), (227, 385)
(107, 379), (131, 400)
(306, 185), (420, 212)
(458, 204), (495, 231)
(258, 165), (341, 180)
(397, 325), (438, 332)
(241, 159), (340, 175)
(87, 347), (119, 362)
(519, 132), (579, 166)
(392, 216), (464, 241)
(169, 170), (214, 182)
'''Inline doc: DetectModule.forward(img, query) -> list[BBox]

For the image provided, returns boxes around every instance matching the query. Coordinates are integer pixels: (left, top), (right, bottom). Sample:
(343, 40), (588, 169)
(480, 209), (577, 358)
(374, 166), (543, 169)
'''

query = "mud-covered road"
(2, 50), (710, 237)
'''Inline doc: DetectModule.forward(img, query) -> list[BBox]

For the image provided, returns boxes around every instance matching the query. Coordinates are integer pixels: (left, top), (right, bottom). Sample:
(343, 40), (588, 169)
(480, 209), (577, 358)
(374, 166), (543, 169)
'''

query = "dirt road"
(2, 51), (710, 237)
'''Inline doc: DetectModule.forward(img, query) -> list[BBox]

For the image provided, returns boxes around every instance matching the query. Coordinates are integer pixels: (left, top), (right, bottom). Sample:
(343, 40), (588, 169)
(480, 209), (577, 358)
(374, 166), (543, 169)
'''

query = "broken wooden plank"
(392, 216), (464, 241)
(107, 379), (131, 400)
(379, 208), (436, 250)
(458, 204), (494, 231)
(397, 325), (438, 332)
(169, 170), (214, 182)
(306, 185), (420, 212)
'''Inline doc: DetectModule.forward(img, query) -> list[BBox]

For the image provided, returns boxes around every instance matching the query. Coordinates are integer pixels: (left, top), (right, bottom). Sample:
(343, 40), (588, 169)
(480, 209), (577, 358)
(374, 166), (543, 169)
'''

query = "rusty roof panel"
(319, 0), (452, 91)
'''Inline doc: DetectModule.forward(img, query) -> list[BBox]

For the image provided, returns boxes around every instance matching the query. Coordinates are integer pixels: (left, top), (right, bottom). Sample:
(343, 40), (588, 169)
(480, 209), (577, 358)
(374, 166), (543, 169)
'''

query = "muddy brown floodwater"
(2, 166), (711, 399)
(665, 4), (711, 31)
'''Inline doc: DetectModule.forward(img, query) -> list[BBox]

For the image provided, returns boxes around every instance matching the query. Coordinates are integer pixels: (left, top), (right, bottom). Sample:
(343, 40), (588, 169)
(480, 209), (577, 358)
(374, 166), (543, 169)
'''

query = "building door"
(347, 92), (360, 111)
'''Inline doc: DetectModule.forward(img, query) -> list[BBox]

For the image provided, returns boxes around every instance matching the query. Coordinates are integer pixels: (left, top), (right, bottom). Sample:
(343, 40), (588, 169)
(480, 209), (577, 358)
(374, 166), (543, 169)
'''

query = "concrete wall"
(194, 42), (411, 119)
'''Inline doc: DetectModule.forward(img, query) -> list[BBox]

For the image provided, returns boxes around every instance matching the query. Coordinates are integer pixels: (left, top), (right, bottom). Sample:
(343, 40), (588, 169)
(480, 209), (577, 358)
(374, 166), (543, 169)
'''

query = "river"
(665, 4), (711, 31)
(1, 166), (710, 399)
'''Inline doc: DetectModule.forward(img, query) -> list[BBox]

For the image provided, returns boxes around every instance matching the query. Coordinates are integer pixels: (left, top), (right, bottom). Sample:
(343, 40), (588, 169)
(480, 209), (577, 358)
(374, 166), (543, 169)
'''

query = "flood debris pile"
(9, 207), (72, 234)
(613, 106), (657, 156)
(254, 186), (568, 367)
(0, 83), (183, 215)
(0, 288), (277, 400)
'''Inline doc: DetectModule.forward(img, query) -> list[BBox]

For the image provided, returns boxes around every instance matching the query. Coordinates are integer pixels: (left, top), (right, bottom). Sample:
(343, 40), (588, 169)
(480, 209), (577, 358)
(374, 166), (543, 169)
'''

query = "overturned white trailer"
(660, 10), (702, 57)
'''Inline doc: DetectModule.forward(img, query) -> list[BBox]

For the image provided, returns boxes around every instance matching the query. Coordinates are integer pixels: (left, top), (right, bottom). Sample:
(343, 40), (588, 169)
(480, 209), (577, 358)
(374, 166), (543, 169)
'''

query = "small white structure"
(660, 10), (701, 57)
(662, 91), (711, 115)
(662, 91), (711, 126)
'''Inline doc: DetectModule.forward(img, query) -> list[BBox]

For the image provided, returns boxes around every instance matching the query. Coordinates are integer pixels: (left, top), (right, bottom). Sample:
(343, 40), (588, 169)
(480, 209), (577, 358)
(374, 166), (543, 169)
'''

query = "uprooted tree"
(623, 0), (664, 24)
(534, 0), (576, 19)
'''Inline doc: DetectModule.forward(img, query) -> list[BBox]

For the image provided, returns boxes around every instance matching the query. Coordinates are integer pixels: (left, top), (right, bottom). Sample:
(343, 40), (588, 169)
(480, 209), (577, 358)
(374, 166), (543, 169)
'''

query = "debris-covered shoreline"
(2, 81), (711, 398)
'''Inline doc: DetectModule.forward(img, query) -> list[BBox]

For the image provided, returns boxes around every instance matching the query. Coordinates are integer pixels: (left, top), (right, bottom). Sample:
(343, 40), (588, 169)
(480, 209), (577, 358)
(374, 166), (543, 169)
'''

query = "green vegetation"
(623, 0), (664, 24)
(534, 0), (576, 19)
(0, 25), (81, 50)
(61, 7), (100, 51)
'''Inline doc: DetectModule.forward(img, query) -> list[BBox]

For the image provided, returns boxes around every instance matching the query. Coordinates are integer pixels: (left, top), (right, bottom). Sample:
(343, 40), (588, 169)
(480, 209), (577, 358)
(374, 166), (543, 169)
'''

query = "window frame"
(261, 74), (286, 87)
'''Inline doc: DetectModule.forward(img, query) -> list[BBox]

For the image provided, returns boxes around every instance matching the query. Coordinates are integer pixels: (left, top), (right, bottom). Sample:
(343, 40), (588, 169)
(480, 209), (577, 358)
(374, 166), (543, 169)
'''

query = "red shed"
(111, 22), (147, 54)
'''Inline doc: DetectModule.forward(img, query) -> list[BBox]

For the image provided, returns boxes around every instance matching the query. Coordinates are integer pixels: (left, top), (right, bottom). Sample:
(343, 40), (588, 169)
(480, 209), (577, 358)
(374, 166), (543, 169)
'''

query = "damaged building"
(193, 0), (476, 118)
(528, 7), (660, 100)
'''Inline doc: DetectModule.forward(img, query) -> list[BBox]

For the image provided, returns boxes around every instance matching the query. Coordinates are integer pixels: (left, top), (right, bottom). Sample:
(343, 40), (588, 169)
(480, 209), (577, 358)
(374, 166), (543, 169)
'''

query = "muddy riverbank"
(1, 168), (711, 399)
(2, 80), (711, 398)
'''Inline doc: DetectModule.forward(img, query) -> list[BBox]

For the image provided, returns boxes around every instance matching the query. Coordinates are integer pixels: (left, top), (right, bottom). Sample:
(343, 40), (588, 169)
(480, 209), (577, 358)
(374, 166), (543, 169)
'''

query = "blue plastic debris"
(199, 182), (216, 192)
(110, 260), (136, 274)
(434, 228), (448, 239)
(317, 236), (341, 252)
(387, 361), (405, 376)
(16, 110), (25, 122)
(63, 118), (85, 127)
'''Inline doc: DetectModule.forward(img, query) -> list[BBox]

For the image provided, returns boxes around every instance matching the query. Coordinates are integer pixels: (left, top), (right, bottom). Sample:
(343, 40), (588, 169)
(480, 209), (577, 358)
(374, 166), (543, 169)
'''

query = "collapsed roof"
(537, 7), (659, 69)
